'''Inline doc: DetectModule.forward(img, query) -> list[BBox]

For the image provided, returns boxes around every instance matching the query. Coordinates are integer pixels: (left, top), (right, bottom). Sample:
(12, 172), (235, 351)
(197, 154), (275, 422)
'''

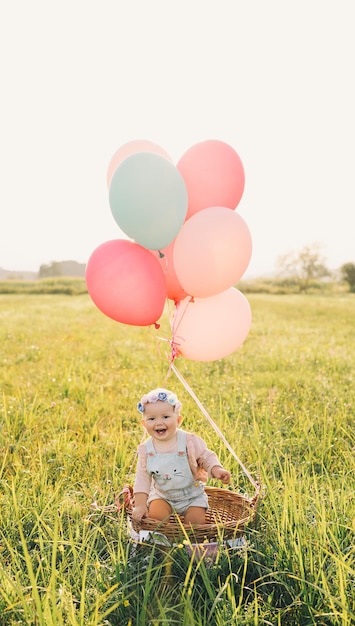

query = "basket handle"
(171, 363), (260, 496)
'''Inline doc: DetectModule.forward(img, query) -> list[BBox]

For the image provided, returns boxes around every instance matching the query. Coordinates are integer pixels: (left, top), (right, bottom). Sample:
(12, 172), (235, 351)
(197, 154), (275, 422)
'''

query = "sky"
(1, 0), (354, 278)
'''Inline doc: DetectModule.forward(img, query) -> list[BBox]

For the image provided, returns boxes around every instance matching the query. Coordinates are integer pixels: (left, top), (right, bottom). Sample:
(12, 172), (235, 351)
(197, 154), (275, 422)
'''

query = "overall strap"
(177, 429), (187, 454)
(145, 437), (156, 456)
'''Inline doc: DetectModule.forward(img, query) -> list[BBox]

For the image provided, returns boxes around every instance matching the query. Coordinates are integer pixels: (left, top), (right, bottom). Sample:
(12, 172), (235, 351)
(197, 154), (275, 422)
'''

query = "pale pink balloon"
(173, 207), (252, 298)
(150, 240), (187, 303)
(107, 140), (172, 188)
(177, 140), (245, 219)
(171, 288), (252, 361)
(86, 239), (167, 326)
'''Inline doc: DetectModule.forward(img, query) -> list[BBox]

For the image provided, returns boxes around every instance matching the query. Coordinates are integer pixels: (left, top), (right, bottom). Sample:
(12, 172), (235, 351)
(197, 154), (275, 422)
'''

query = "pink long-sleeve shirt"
(133, 429), (223, 495)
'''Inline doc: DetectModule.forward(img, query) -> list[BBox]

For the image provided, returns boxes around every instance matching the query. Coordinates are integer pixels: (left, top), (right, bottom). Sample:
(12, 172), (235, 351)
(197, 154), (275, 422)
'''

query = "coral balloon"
(109, 152), (188, 250)
(171, 288), (252, 361)
(150, 240), (187, 303)
(177, 140), (245, 219)
(86, 239), (167, 326)
(173, 207), (252, 298)
(107, 140), (172, 188)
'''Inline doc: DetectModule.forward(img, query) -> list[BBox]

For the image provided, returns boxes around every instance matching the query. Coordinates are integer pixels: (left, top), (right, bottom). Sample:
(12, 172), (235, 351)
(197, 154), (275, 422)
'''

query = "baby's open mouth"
(155, 428), (167, 434)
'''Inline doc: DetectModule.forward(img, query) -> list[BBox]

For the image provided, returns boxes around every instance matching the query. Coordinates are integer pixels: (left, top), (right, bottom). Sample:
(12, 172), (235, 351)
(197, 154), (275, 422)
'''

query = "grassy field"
(0, 292), (354, 625)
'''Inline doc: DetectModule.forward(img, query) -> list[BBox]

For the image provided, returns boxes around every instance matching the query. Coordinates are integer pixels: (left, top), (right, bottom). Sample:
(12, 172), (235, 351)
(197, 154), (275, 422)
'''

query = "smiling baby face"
(141, 400), (182, 442)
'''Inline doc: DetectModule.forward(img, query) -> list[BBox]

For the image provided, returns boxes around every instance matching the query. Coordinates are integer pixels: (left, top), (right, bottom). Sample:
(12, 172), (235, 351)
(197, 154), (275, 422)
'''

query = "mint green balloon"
(109, 152), (188, 250)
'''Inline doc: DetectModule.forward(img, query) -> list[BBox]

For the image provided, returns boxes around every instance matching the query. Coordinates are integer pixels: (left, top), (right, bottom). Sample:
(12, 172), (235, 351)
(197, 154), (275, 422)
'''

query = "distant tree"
(38, 262), (62, 279)
(38, 261), (85, 279)
(340, 262), (355, 292)
(276, 243), (330, 292)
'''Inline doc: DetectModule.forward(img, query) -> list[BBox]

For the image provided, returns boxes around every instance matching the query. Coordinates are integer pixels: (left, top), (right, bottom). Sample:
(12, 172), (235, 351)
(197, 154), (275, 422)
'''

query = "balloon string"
(154, 299), (188, 373)
(170, 362), (260, 493)
(170, 298), (194, 346)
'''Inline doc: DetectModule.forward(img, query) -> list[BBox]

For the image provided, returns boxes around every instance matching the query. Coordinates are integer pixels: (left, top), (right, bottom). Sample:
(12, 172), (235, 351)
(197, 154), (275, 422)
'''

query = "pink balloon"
(86, 239), (167, 326)
(171, 288), (252, 362)
(150, 239), (187, 303)
(107, 140), (172, 188)
(173, 207), (252, 298)
(177, 140), (245, 219)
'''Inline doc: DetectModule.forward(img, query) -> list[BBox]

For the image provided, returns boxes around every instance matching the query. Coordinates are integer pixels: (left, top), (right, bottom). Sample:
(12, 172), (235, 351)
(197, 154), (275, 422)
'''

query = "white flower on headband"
(137, 388), (181, 413)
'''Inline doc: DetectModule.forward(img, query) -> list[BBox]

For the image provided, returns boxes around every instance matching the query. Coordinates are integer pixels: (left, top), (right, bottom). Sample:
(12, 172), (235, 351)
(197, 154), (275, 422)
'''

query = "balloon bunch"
(86, 139), (252, 362)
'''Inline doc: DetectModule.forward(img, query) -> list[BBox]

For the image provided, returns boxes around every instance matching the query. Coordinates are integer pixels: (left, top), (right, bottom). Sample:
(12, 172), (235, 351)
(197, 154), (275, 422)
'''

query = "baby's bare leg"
(148, 499), (172, 521)
(184, 506), (206, 525)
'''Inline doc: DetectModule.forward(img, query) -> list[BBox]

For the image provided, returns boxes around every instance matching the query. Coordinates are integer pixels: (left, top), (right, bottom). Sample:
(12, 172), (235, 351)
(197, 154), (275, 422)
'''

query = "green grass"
(0, 293), (354, 625)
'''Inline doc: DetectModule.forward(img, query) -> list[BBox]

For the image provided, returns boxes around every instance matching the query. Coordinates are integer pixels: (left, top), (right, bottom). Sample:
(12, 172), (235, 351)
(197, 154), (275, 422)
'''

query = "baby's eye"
(147, 417), (155, 422)
(163, 415), (170, 419)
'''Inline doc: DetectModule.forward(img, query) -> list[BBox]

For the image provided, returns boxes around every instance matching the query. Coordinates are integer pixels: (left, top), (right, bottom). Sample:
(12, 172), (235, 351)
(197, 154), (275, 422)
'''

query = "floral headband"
(137, 388), (182, 413)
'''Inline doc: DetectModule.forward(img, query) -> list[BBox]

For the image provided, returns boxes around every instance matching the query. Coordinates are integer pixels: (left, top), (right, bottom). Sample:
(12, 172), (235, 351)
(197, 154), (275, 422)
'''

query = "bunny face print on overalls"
(146, 430), (208, 515)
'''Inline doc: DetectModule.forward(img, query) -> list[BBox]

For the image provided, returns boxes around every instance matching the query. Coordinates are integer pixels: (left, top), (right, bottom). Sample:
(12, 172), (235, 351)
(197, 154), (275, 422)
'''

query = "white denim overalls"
(146, 430), (208, 514)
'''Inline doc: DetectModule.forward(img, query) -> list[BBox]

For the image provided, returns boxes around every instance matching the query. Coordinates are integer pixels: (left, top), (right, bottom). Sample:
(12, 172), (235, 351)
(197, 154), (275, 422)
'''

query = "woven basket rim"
(125, 485), (258, 540)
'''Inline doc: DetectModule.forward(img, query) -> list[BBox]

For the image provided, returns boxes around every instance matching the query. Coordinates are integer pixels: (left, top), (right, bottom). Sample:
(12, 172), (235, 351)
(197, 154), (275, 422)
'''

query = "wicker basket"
(125, 485), (258, 543)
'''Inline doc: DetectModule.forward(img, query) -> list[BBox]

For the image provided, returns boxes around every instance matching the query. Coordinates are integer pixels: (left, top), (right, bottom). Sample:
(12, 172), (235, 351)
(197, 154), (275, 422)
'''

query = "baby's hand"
(212, 467), (231, 484)
(131, 505), (148, 522)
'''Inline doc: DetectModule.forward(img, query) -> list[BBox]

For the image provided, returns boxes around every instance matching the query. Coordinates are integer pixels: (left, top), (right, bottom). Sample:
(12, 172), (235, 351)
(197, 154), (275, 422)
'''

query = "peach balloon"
(173, 207), (252, 298)
(177, 140), (245, 219)
(107, 140), (172, 188)
(171, 288), (252, 361)
(150, 240), (187, 303)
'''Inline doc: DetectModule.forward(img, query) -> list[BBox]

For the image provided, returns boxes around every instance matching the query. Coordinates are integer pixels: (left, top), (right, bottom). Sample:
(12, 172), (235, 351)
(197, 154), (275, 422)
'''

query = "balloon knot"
(189, 296), (195, 303)
(169, 340), (180, 363)
(158, 251), (164, 258)
(154, 322), (160, 329)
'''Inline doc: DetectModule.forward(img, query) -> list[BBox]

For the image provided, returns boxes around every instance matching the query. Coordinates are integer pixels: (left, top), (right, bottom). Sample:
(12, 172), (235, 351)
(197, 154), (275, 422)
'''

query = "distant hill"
(0, 261), (86, 281)
(0, 268), (38, 280)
